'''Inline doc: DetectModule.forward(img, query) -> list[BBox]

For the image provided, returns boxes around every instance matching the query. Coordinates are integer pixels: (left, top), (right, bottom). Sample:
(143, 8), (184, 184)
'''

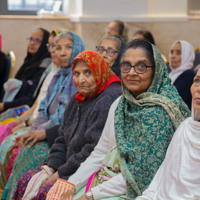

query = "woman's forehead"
(101, 38), (120, 49)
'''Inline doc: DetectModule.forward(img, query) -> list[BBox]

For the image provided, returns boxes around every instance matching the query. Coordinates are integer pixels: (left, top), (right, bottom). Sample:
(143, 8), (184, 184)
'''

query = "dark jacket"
(47, 82), (122, 180)
(174, 69), (196, 110)
(4, 58), (51, 110)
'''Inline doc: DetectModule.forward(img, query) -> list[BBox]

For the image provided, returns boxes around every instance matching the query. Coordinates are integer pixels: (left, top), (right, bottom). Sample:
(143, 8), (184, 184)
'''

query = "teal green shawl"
(114, 44), (190, 199)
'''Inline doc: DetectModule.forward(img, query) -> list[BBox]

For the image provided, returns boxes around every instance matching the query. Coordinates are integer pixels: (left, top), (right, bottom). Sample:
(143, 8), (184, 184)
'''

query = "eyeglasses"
(46, 43), (56, 50)
(120, 62), (153, 74)
(105, 27), (118, 33)
(96, 46), (119, 57)
(26, 37), (41, 44)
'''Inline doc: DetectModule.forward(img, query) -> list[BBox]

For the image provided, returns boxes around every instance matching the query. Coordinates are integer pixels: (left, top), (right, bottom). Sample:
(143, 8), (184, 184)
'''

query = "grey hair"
(55, 31), (73, 43)
(100, 35), (121, 45)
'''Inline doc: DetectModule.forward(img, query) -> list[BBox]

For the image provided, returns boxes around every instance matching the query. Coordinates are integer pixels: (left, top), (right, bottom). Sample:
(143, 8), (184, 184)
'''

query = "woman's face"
(191, 70), (200, 112)
(73, 60), (96, 97)
(28, 29), (43, 56)
(170, 42), (182, 69)
(121, 48), (154, 97)
(48, 35), (59, 67)
(105, 22), (120, 36)
(98, 38), (120, 67)
(55, 37), (73, 68)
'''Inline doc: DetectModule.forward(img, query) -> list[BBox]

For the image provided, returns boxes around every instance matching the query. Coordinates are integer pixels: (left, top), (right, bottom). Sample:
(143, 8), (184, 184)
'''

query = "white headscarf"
(136, 104), (200, 200)
(169, 40), (195, 84)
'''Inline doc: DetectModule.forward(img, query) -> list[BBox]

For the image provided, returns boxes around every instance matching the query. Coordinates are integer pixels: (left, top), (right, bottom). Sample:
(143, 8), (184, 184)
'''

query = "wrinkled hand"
(8, 134), (25, 152)
(22, 129), (46, 148)
(9, 129), (46, 152)
(41, 171), (59, 187)
(75, 194), (87, 200)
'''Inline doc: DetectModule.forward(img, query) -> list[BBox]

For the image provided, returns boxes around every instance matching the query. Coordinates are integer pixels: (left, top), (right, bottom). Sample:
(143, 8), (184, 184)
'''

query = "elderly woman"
(136, 69), (200, 200)
(0, 28), (51, 113)
(96, 35), (126, 78)
(1, 31), (84, 200)
(46, 39), (190, 200)
(12, 50), (122, 199)
(169, 40), (196, 110)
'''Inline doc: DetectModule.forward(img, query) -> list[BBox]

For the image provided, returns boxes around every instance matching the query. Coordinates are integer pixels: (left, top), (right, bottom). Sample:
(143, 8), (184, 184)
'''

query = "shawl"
(114, 43), (191, 199)
(136, 114), (200, 200)
(38, 32), (85, 127)
(98, 35), (126, 78)
(15, 28), (50, 80)
(72, 50), (121, 104)
(169, 40), (195, 84)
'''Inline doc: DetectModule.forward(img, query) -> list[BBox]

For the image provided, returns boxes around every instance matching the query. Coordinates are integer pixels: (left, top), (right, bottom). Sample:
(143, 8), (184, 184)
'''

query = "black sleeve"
(47, 124), (67, 171)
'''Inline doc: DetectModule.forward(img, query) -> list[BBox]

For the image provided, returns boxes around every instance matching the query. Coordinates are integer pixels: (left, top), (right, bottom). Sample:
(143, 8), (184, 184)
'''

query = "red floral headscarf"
(72, 50), (121, 103)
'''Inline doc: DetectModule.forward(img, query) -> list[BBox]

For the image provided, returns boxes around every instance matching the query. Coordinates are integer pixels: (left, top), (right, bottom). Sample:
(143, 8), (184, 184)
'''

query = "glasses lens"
(96, 46), (105, 54)
(135, 64), (147, 74)
(121, 63), (131, 73)
(35, 39), (41, 44)
(107, 49), (115, 57)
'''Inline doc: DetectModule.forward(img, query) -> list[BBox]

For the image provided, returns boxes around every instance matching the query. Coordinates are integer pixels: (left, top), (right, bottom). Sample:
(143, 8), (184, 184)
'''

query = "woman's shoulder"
(96, 83), (121, 104)
(180, 69), (196, 78)
(92, 85), (122, 113)
(173, 69), (195, 86)
(101, 82), (122, 98)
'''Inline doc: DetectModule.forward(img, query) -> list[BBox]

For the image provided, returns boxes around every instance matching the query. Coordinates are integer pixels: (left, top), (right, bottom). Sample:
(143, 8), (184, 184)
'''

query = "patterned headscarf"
(169, 40), (195, 84)
(98, 35), (126, 78)
(72, 50), (121, 103)
(114, 41), (191, 199)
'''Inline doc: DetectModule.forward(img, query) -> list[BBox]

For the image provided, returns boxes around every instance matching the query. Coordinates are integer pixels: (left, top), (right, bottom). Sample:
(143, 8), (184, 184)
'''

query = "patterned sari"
(114, 43), (191, 199)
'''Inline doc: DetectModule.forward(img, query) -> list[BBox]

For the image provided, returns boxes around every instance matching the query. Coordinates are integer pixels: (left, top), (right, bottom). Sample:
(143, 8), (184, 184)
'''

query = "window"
(188, 0), (200, 15)
(0, 0), (58, 15)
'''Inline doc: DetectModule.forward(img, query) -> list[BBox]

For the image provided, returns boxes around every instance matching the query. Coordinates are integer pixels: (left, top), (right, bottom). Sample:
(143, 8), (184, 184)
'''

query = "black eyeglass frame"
(120, 63), (153, 74)
(96, 46), (119, 57)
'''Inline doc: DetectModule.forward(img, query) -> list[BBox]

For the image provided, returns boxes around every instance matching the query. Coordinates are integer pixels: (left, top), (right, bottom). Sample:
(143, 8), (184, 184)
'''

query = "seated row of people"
(0, 26), (197, 200)
(0, 30), (125, 199)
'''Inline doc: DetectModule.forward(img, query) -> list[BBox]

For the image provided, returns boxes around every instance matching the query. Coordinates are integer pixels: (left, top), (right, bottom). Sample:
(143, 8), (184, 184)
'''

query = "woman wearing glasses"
(47, 39), (190, 200)
(96, 35), (126, 78)
(0, 28), (51, 115)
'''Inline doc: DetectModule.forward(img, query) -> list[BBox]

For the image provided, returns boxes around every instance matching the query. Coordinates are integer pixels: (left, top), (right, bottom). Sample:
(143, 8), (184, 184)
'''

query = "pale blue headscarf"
(38, 32), (85, 127)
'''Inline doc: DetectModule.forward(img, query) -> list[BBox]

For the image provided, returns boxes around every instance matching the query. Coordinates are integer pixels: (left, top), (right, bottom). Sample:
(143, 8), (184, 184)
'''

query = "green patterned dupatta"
(114, 44), (190, 199)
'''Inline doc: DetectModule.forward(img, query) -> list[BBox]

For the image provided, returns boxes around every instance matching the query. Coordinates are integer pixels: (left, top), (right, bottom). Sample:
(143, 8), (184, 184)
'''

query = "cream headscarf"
(136, 96), (200, 200)
(169, 40), (195, 84)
